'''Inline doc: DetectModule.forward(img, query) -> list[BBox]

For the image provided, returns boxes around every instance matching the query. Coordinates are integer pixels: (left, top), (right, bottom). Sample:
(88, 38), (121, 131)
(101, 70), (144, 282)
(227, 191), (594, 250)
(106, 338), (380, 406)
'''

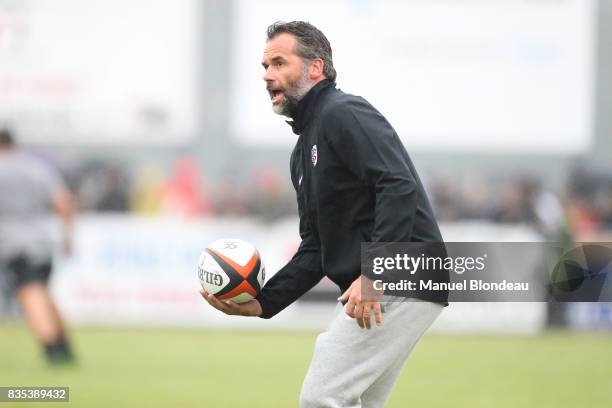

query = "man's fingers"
(354, 304), (364, 328)
(200, 290), (217, 307)
(363, 305), (372, 330)
(337, 288), (351, 302)
(208, 295), (229, 312)
(200, 290), (233, 314)
(374, 303), (383, 327)
(345, 300), (356, 318)
(223, 300), (243, 314)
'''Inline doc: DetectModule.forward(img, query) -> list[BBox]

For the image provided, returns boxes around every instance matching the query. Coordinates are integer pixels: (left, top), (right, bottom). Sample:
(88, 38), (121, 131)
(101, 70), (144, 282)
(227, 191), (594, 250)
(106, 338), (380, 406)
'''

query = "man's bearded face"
(262, 33), (313, 117)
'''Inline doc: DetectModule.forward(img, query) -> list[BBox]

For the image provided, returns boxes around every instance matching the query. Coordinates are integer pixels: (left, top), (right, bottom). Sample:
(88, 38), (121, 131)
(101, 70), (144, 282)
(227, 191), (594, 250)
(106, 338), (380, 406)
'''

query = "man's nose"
(263, 68), (274, 82)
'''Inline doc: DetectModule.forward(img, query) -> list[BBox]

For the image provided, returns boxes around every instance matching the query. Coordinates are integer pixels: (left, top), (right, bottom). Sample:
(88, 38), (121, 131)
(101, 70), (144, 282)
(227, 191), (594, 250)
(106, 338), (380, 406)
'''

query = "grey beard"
(273, 69), (312, 117)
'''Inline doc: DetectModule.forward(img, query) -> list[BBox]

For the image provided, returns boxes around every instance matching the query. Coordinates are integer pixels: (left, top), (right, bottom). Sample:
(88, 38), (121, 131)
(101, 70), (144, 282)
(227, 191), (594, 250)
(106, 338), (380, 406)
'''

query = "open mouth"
(268, 89), (284, 103)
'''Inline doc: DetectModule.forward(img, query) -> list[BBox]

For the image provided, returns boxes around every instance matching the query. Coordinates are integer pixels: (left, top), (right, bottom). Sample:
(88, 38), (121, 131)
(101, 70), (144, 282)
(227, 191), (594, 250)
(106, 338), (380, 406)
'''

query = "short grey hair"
(266, 21), (337, 82)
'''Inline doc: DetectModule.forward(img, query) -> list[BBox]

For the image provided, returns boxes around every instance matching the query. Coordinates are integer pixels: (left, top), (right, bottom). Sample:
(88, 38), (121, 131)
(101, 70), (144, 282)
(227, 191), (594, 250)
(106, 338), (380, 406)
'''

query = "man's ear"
(309, 58), (325, 80)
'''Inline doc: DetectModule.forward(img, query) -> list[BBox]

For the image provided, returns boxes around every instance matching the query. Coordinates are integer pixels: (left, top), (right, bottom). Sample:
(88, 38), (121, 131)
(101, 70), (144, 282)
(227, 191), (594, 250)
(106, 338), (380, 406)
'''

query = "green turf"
(0, 325), (611, 408)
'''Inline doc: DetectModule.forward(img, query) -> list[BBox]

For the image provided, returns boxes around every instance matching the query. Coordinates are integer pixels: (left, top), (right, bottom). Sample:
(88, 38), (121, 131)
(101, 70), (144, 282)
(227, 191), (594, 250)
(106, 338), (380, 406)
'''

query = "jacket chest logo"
(311, 144), (318, 167)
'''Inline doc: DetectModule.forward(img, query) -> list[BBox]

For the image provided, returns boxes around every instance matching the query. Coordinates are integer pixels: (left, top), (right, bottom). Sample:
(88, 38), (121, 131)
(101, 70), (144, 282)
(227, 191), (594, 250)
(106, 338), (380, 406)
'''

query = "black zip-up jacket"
(256, 79), (447, 319)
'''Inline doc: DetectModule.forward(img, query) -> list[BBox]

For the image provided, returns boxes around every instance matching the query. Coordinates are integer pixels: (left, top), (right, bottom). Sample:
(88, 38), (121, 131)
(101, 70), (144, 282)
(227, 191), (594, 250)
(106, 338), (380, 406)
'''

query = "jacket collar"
(285, 79), (335, 135)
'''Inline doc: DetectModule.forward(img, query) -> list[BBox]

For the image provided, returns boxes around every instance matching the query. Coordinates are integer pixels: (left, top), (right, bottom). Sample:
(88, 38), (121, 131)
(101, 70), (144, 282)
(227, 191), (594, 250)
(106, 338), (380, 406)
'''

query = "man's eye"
(276, 61), (283, 67)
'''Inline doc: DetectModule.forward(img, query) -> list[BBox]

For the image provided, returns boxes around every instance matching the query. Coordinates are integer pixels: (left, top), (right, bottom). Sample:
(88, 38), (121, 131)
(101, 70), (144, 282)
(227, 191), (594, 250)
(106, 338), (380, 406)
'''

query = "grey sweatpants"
(300, 298), (443, 408)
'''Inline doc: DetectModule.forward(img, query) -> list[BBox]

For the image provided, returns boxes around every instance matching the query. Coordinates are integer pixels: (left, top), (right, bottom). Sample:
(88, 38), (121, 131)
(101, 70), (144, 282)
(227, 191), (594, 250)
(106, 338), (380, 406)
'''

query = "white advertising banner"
(230, 0), (595, 153)
(47, 216), (545, 333)
(0, 0), (201, 145)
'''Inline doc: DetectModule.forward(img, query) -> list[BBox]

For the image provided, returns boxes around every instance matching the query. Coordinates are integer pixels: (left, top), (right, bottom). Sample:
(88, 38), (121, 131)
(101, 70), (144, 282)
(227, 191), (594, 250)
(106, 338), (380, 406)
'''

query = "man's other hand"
(337, 276), (383, 329)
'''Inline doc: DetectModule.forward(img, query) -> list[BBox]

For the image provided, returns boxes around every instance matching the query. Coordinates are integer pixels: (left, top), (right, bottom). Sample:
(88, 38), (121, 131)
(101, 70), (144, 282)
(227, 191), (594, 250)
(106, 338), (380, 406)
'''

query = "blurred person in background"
(248, 164), (295, 222)
(130, 164), (164, 214)
(493, 178), (538, 224)
(160, 157), (210, 217)
(74, 160), (130, 212)
(566, 165), (612, 238)
(0, 128), (75, 365)
(213, 175), (249, 216)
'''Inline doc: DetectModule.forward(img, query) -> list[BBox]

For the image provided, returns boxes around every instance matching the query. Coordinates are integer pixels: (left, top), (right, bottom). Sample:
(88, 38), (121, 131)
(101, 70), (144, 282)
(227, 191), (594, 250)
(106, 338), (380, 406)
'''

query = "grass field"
(1, 325), (611, 408)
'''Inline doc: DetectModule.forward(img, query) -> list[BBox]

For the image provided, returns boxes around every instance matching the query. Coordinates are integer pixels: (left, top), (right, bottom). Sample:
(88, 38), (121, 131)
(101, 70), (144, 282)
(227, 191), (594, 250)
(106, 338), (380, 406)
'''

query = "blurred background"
(1, 0), (611, 407)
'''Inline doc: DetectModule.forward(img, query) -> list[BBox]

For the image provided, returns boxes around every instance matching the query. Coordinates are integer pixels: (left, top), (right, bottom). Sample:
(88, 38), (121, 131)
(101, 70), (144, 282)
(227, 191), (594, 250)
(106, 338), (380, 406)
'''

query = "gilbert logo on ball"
(198, 239), (265, 304)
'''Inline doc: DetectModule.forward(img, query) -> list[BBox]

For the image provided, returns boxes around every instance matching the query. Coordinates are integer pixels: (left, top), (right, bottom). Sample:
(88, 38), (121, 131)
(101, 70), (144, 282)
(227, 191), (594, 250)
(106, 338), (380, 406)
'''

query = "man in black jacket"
(202, 21), (445, 408)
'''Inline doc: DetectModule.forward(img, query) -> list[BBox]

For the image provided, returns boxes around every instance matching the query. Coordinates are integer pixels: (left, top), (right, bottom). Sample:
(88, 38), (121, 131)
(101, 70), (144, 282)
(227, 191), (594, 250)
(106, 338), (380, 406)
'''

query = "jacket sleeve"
(255, 184), (324, 319)
(323, 100), (420, 245)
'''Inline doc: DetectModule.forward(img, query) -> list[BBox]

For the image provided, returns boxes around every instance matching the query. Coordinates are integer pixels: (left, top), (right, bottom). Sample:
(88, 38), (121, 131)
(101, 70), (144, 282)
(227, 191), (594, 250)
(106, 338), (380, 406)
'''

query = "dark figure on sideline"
(0, 128), (75, 364)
